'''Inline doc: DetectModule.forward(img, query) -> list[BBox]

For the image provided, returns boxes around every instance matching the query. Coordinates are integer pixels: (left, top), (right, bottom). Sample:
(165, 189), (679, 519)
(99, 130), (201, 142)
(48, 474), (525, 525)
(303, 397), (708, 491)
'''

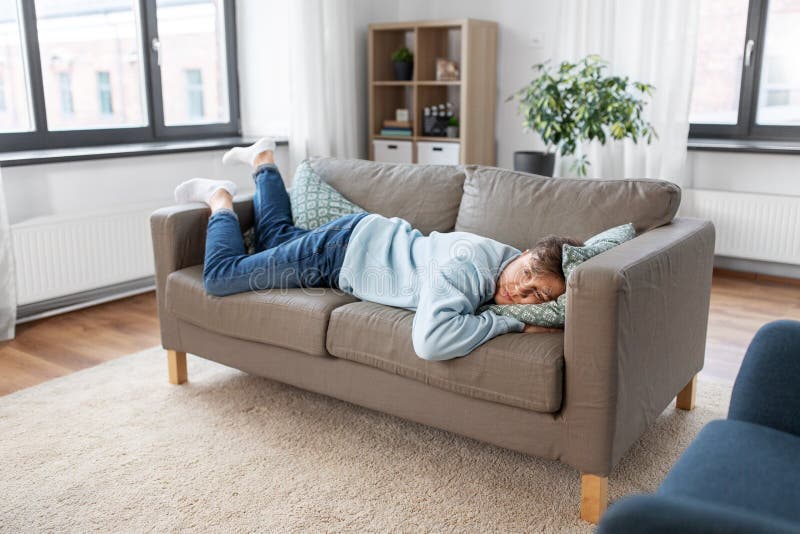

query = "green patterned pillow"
(562, 223), (636, 281)
(481, 294), (567, 328)
(242, 226), (257, 255)
(479, 223), (636, 327)
(240, 160), (365, 254)
(290, 160), (365, 230)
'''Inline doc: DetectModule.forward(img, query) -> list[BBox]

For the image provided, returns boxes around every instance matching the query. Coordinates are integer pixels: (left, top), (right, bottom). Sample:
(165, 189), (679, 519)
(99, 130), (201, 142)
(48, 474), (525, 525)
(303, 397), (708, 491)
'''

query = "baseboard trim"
(714, 256), (800, 286)
(16, 276), (156, 324)
(714, 268), (800, 287)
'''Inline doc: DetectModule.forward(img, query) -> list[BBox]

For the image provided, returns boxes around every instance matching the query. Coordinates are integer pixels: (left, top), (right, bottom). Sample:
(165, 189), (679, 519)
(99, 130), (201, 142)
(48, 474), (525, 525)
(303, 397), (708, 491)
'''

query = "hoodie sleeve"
(411, 258), (525, 360)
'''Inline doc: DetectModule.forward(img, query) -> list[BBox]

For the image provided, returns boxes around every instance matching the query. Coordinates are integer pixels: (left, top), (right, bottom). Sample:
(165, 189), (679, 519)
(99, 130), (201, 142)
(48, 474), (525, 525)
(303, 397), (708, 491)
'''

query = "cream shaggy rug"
(0, 347), (731, 533)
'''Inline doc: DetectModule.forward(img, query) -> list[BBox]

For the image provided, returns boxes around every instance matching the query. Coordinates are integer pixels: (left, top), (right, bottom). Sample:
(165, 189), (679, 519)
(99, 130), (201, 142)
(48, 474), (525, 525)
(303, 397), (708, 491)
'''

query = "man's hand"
(523, 324), (563, 334)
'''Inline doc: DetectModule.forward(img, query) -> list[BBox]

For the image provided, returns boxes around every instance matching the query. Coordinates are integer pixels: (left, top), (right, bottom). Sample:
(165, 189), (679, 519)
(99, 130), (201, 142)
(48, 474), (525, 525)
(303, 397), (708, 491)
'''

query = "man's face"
(493, 251), (566, 305)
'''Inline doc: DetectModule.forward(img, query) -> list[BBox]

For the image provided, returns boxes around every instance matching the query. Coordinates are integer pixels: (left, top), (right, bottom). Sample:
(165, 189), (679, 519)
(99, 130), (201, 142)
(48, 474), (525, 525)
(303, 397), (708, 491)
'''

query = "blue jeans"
(203, 163), (368, 296)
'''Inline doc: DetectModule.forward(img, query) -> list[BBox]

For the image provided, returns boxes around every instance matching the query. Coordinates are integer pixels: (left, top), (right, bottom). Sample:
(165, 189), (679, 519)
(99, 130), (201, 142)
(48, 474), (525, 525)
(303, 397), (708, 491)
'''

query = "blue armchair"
(598, 320), (800, 533)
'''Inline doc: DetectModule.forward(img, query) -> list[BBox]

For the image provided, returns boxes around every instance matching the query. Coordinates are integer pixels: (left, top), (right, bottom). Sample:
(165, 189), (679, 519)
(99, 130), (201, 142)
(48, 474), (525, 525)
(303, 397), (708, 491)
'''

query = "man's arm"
(411, 259), (524, 360)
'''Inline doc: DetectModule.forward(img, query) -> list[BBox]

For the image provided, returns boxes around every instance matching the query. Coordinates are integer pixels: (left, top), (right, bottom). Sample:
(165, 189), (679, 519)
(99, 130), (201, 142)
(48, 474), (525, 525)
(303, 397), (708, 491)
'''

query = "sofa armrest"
(729, 320), (800, 437)
(560, 217), (716, 475)
(598, 494), (799, 534)
(149, 194), (254, 349)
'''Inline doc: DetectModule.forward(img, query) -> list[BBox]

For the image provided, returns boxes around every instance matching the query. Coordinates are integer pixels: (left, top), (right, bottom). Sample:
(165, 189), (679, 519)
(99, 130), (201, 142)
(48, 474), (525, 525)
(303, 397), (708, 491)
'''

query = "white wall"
(3, 146), (290, 227)
(686, 151), (800, 196)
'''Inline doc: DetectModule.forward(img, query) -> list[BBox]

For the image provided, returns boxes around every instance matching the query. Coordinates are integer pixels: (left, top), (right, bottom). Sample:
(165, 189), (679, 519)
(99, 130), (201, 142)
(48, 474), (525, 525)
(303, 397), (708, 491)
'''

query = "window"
(96, 71), (113, 116)
(185, 69), (205, 120)
(57, 72), (73, 115)
(36, 0), (145, 131)
(0, 0), (239, 151)
(755, 6), (800, 126)
(690, 0), (800, 140)
(157, 0), (229, 126)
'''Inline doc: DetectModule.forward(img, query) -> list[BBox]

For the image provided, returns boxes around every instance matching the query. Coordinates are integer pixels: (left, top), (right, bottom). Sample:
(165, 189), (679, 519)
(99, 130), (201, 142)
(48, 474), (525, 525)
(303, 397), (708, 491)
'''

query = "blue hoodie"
(338, 214), (525, 360)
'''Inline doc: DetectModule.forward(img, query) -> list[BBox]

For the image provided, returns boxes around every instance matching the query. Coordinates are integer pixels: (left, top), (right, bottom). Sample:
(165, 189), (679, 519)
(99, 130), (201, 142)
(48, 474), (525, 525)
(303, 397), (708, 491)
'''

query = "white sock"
(222, 137), (277, 167)
(174, 178), (237, 205)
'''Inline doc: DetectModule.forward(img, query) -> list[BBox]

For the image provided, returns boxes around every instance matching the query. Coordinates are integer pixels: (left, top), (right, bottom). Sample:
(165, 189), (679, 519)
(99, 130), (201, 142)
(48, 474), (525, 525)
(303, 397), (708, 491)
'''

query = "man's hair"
(528, 235), (584, 279)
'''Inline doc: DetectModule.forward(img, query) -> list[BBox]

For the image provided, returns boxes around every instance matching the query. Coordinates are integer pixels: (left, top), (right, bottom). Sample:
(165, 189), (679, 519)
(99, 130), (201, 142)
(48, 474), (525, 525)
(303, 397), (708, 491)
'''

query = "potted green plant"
(391, 46), (414, 81)
(446, 116), (459, 138)
(508, 55), (657, 177)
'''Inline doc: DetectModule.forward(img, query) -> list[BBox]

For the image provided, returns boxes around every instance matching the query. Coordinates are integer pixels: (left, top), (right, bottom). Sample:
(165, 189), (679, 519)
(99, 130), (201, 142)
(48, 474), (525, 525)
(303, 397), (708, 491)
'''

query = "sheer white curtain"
(554, 0), (699, 185)
(0, 171), (16, 340)
(288, 0), (363, 173)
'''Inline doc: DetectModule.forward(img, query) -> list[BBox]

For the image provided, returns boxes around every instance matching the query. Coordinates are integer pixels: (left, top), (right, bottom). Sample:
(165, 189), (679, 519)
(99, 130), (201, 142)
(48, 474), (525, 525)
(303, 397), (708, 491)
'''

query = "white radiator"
(681, 189), (800, 265)
(11, 202), (164, 305)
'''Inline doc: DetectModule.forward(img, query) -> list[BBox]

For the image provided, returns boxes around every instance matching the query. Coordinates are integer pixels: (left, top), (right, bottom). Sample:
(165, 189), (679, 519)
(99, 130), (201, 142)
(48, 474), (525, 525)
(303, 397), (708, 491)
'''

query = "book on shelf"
(379, 128), (412, 137)
(383, 120), (412, 128)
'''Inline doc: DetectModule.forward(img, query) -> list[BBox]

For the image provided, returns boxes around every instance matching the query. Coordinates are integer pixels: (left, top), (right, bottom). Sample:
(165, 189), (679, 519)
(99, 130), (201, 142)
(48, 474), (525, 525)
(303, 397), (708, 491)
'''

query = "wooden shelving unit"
(368, 19), (498, 165)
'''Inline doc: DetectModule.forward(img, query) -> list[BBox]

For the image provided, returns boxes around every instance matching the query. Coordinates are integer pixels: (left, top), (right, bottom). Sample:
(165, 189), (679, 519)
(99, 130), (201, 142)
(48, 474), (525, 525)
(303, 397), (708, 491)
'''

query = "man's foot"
(222, 137), (276, 168)
(174, 178), (237, 205)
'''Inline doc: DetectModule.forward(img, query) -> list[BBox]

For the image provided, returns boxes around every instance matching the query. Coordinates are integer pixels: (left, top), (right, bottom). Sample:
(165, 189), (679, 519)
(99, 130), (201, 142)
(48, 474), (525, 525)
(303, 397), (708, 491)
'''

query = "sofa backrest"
(455, 166), (681, 249)
(307, 157), (465, 234)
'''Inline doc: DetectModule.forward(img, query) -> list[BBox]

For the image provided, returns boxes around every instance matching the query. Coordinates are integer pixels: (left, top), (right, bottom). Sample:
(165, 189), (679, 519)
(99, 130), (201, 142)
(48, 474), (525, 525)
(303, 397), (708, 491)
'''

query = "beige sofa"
(150, 157), (715, 523)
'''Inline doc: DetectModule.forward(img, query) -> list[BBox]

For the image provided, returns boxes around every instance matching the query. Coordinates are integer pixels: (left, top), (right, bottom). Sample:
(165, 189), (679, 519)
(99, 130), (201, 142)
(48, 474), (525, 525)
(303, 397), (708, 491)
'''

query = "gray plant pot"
(393, 61), (413, 81)
(513, 151), (555, 176)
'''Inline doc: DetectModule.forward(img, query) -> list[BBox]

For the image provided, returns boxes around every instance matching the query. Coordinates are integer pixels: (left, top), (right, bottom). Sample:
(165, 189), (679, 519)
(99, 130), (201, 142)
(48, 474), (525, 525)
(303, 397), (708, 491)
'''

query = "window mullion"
(738, 0), (768, 137)
(139, 0), (163, 139)
(224, 0), (241, 135)
(141, 0), (167, 139)
(18, 0), (47, 136)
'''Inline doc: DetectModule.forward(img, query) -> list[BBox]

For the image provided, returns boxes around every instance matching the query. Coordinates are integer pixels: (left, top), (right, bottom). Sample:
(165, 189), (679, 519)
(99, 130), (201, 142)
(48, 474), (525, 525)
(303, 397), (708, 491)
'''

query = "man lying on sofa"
(173, 138), (581, 361)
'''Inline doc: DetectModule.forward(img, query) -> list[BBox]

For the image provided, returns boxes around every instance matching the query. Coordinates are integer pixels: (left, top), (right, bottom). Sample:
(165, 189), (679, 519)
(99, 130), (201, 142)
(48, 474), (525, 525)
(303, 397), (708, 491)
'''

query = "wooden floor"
(702, 274), (800, 382)
(1, 273), (799, 396)
(0, 293), (161, 396)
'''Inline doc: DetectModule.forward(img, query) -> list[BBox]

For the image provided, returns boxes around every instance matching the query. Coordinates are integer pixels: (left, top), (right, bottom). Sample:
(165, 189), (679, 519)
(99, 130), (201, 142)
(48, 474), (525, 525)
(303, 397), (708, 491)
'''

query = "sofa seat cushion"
(165, 265), (358, 357)
(326, 302), (564, 412)
(658, 419), (800, 525)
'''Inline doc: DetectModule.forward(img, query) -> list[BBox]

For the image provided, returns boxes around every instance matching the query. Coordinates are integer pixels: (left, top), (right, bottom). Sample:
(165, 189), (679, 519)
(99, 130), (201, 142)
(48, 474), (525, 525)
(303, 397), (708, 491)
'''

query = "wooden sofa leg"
(676, 374), (697, 410)
(580, 473), (608, 524)
(167, 350), (187, 384)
